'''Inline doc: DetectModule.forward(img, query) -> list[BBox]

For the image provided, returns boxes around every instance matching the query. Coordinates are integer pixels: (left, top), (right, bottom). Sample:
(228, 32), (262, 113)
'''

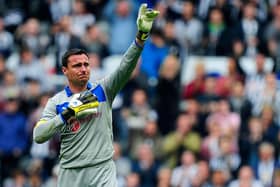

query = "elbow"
(33, 119), (49, 144)
(33, 127), (47, 144)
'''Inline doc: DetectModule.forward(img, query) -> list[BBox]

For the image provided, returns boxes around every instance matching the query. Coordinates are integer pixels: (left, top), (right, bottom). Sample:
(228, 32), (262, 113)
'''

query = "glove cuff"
(136, 30), (149, 41)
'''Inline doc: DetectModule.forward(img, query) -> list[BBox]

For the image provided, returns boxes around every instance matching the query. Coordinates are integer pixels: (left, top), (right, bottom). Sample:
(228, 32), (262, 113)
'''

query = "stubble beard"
(72, 77), (89, 88)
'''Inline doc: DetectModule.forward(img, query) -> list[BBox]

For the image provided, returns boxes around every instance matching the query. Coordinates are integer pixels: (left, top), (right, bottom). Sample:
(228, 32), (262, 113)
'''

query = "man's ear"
(62, 66), (67, 75)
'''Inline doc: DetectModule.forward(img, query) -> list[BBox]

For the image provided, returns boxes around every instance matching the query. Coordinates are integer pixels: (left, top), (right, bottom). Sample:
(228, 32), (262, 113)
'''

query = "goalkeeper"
(33, 3), (159, 187)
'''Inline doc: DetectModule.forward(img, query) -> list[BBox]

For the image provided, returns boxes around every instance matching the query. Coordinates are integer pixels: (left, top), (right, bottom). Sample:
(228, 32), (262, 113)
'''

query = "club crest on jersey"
(69, 118), (81, 132)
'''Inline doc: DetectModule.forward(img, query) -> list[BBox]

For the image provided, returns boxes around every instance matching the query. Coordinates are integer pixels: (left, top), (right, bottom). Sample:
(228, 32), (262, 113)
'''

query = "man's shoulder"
(49, 90), (67, 103)
(90, 81), (100, 87)
(53, 89), (66, 97)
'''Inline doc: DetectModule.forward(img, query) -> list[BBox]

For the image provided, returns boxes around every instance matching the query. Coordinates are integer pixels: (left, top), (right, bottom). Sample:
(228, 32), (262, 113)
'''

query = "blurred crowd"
(1, 0), (280, 187)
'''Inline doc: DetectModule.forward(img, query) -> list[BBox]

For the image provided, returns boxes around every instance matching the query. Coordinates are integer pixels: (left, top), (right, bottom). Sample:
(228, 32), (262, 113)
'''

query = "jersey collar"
(64, 82), (93, 97)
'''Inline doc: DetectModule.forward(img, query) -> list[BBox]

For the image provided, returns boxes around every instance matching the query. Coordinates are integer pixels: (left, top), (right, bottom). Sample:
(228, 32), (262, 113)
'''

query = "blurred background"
(0, 0), (280, 186)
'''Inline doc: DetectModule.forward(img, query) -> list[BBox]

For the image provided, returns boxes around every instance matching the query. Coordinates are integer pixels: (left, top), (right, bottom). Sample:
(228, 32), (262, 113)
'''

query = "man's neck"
(68, 83), (88, 94)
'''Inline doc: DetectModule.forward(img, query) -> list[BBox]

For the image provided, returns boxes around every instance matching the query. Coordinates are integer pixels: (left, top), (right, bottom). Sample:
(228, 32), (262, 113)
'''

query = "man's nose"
(81, 65), (88, 71)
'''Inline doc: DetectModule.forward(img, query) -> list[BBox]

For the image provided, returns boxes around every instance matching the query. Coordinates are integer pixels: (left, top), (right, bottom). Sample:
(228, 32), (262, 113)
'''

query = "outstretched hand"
(136, 3), (159, 41)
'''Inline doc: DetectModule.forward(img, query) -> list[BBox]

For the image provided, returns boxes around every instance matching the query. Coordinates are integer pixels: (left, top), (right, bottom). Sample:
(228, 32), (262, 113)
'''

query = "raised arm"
(102, 4), (159, 104)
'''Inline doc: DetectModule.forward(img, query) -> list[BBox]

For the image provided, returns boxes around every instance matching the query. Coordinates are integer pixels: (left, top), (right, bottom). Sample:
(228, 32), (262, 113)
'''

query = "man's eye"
(72, 62), (89, 68)
(73, 64), (82, 67)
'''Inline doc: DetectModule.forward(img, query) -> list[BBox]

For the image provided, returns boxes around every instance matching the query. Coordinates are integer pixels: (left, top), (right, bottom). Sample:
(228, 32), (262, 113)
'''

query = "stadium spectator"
(152, 1), (168, 30)
(272, 168), (280, 187)
(42, 164), (59, 187)
(232, 2), (263, 57)
(162, 20), (181, 58)
(239, 117), (265, 166)
(184, 98), (208, 136)
(170, 150), (197, 187)
(15, 18), (51, 57)
(228, 80), (252, 132)
(209, 134), (241, 178)
(260, 105), (280, 144)
(125, 172), (140, 187)
(122, 88), (157, 140)
(131, 143), (161, 187)
(190, 160), (210, 187)
(11, 47), (51, 92)
(182, 62), (206, 99)
(3, 168), (28, 187)
(250, 142), (277, 187)
(162, 113), (201, 168)
(194, 74), (221, 109)
(113, 142), (132, 187)
(139, 27), (169, 102)
(88, 52), (107, 82)
(51, 15), (84, 73)
(0, 93), (28, 181)
(199, 0), (240, 27)
(156, 167), (172, 187)
(155, 54), (180, 135)
(244, 52), (275, 116)
(208, 167), (230, 187)
(200, 116), (221, 161)
(25, 158), (43, 187)
(215, 58), (245, 97)
(174, 0), (203, 56)
(69, 0), (95, 38)
(228, 165), (264, 187)
(0, 17), (14, 58)
(81, 24), (109, 59)
(129, 120), (163, 161)
(48, 0), (72, 23)
(202, 7), (227, 56)
(103, 0), (137, 54)
(206, 98), (241, 139)
(0, 70), (21, 112)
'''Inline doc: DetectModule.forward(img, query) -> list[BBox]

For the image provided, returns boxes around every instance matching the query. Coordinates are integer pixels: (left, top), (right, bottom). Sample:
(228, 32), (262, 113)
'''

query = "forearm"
(104, 40), (143, 103)
(33, 115), (64, 143)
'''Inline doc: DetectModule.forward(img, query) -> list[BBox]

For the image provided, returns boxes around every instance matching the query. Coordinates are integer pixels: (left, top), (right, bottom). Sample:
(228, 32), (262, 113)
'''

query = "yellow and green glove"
(136, 3), (160, 41)
(61, 90), (99, 124)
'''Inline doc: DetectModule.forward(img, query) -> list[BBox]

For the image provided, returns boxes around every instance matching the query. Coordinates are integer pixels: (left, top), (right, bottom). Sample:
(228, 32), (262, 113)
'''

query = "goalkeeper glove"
(61, 90), (99, 123)
(136, 3), (159, 41)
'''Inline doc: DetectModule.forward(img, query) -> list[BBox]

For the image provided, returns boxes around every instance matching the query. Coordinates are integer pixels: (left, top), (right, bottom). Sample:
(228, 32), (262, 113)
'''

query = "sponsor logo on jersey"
(63, 112), (102, 133)
(79, 112), (102, 124)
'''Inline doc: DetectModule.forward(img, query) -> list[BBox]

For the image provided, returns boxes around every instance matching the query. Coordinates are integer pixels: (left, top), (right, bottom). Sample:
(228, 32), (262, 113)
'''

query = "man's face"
(62, 54), (90, 86)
